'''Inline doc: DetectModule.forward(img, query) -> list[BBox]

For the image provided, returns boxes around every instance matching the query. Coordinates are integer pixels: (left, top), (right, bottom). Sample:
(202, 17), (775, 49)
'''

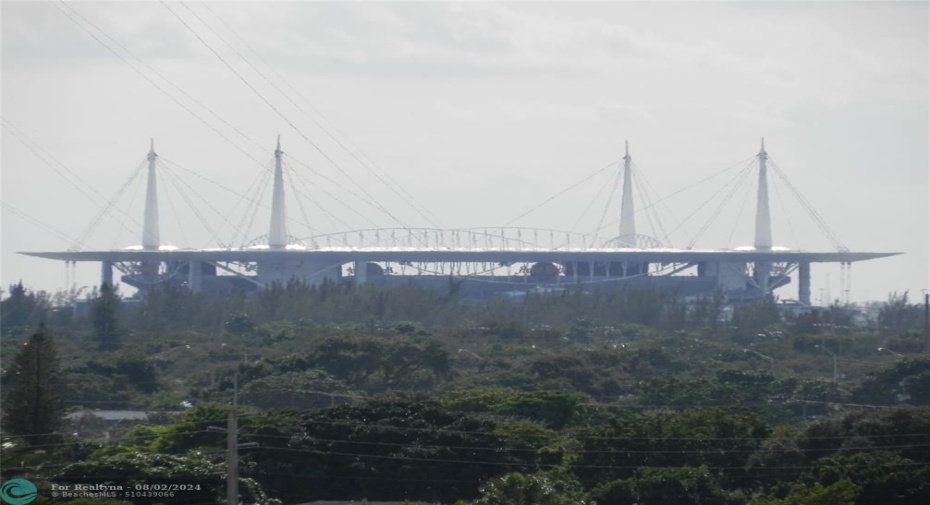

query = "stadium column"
(101, 260), (113, 286)
(354, 260), (367, 285)
(799, 262), (811, 305)
(189, 261), (203, 292)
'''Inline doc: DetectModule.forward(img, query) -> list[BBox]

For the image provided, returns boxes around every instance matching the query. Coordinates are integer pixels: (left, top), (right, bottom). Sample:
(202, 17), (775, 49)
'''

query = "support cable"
(632, 162), (674, 246)
(557, 181), (611, 249)
(232, 163), (274, 247)
(109, 171), (145, 250)
(770, 171), (801, 250)
(157, 169), (191, 249)
(70, 160), (147, 251)
(587, 166), (623, 248)
(650, 162), (753, 248)
(160, 166), (225, 248)
(284, 154), (411, 229)
(157, 160), (238, 247)
(632, 170), (658, 245)
(502, 159), (621, 227)
(159, 157), (314, 244)
(686, 163), (756, 249)
(286, 162), (384, 230)
(769, 159), (848, 252)
(285, 162), (341, 234)
(581, 155), (757, 240)
(281, 160), (321, 237)
(723, 170), (755, 249)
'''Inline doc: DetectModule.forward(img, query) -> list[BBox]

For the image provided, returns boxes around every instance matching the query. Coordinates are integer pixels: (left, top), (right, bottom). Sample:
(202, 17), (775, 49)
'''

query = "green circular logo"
(0, 479), (37, 505)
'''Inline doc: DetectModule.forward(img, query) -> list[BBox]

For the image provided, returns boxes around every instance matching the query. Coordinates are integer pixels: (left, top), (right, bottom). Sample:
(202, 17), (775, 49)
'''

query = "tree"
(1, 282), (49, 336)
(54, 452), (281, 505)
(750, 480), (860, 505)
(474, 473), (576, 505)
(91, 282), (121, 351)
(1, 327), (65, 444)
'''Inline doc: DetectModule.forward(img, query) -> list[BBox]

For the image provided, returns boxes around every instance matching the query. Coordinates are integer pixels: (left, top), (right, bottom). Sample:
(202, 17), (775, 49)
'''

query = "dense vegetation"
(1, 280), (929, 504)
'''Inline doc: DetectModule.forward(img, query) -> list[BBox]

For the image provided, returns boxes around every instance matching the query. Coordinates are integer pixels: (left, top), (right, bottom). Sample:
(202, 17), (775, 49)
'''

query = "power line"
(1, 202), (75, 244)
(159, 0), (414, 233)
(186, 1), (443, 228)
(49, 0), (270, 170)
(1, 118), (143, 233)
(253, 445), (930, 471)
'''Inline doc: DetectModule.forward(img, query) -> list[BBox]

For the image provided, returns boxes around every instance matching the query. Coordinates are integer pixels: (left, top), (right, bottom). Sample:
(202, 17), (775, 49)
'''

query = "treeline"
(2, 281), (930, 504)
(5, 392), (930, 504)
(3, 280), (927, 346)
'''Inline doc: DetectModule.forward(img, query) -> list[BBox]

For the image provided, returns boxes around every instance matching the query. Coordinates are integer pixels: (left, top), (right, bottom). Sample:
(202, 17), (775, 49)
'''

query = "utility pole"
(924, 293), (929, 355)
(227, 373), (238, 505)
(208, 373), (256, 505)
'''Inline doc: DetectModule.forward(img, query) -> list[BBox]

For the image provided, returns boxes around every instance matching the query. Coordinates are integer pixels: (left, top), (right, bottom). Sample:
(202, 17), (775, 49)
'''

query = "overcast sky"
(2, 1), (928, 303)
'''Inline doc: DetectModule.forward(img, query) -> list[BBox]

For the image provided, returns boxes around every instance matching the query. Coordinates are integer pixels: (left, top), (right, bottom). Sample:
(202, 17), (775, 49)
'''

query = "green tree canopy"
(1, 327), (65, 444)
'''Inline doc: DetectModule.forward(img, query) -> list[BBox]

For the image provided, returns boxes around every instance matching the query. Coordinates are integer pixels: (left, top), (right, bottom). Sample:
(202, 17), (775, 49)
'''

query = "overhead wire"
(1, 202), (75, 244)
(282, 160), (321, 237)
(2, 118), (143, 233)
(252, 445), (930, 471)
(55, 0), (422, 246)
(49, 0), (269, 170)
(285, 160), (384, 230)
(187, 1), (443, 229)
(283, 160), (347, 234)
(239, 431), (930, 456)
(159, 0), (416, 234)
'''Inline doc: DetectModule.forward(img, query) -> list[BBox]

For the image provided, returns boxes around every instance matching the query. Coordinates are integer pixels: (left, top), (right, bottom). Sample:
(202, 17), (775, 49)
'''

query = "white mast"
(618, 140), (636, 247)
(142, 138), (160, 250)
(268, 135), (287, 249)
(753, 138), (772, 250)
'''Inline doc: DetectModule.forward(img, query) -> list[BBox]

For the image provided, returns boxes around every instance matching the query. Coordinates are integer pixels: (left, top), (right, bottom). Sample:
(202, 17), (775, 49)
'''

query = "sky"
(2, 0), (928, 303)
